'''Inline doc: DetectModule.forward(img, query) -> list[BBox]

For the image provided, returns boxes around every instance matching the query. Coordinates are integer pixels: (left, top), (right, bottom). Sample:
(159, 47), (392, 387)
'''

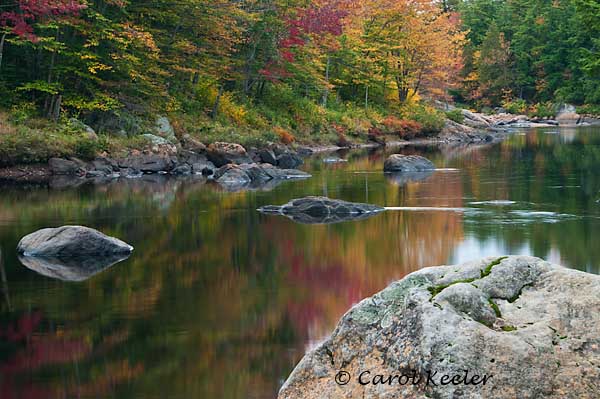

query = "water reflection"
(0, 126), (599, 398)
(18, 252), (131, 282)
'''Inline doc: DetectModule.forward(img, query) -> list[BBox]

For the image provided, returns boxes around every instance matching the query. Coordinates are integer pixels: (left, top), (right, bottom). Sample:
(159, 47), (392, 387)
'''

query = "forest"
(0, 0), (598, 157)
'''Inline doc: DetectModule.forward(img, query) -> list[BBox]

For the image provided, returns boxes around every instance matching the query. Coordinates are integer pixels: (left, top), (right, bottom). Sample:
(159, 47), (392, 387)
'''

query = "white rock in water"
(18, 226), (133, 257)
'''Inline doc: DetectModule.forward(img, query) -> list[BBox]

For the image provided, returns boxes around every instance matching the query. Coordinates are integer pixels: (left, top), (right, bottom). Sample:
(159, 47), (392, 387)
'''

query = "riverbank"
(1, 105), (598, 185)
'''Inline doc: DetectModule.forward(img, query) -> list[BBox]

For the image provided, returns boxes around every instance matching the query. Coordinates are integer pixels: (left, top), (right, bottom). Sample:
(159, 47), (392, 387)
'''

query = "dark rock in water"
(49, 158), (84, 176)
(214, 163), (311, 191)
(119, 154), (175, 173)
(18, 252), (131, 282)
(91, 157), (118, 175)
(17, 226), (133, 258)
(258, 149), (278, 165)
(171, 164), (192, 175)
(214, 164), (252, 187)
(385, 170), (434, 185)
(206, 142), (253, 167)
(258, 196), (384, 224)
(192, 161), (215, 176)
(277, 152), (303, 169)
(279, 256), (600, 399)
(383, 154), (435, 172)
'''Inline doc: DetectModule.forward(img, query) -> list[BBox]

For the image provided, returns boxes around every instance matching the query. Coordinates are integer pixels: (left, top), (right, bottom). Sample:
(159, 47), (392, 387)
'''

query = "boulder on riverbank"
(206, 142), (253, 167)
(17, 226), (133, 257)
(258, 196), (384, 224)
(383, 154), (435, 172)
(279, 255), (600, 399)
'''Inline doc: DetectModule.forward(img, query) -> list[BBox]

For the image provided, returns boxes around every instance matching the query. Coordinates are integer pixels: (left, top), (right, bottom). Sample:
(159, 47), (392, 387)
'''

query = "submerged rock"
(18, 252), (131, 282)
(17, 226), (133, 258)
(279, 255), (600, 399)
(258, 196), (384, 224)
(277, 152), (304, 169)
(383, 154), (435, 172)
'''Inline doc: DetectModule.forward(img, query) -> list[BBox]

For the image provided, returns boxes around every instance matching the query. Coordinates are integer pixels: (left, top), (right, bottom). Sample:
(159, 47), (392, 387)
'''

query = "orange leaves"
(342, 0), (465, 102)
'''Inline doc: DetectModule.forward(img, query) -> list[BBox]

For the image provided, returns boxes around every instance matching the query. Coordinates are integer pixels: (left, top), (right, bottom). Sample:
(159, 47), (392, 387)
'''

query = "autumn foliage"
(382, 116), (423, 139)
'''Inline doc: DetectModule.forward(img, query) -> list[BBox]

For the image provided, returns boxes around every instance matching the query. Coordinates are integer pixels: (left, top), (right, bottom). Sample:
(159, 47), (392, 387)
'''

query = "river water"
(1, 126), (599, 398)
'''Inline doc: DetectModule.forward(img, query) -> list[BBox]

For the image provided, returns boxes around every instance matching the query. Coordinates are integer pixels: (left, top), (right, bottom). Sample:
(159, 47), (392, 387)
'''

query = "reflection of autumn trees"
(1, 131), (600, 398)
(266, 172), (464, 342)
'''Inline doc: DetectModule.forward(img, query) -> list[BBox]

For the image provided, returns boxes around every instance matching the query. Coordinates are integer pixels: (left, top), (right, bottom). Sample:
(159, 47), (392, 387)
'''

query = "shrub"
(577, 104), (600, 117)
(382, 116), (423, 139)
(446, 109), (464, 124)
(528, 102), (556, 119)
(502, 98), (528, 114)
(273, 126), (295, 144)
(407, 106), (445, 136)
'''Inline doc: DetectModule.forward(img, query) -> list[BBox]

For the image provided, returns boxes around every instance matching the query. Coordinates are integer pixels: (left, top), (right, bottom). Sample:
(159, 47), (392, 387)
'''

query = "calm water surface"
(1, 126), (600, 398)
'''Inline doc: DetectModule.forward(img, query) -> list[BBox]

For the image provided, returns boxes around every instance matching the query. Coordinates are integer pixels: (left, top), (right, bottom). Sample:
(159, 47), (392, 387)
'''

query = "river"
(1, 126), (599, 398)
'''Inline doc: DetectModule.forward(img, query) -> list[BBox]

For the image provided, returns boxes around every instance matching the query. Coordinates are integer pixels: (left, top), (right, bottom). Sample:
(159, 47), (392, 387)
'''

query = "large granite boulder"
(258, 196), (385, 224)
(206, 142), (253, 167)
(384, 154), (435, 172)
(17, 226), (133, 258)
(279, 256), (600, 399)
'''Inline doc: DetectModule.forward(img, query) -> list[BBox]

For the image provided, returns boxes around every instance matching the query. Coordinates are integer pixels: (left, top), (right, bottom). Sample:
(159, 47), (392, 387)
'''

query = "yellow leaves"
(117, 23), (159, 54)
(87, 62), (112, 75)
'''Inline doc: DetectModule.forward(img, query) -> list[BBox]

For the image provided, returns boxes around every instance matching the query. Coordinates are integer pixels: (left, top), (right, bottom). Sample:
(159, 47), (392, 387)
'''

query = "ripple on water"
(468, 200), (517, 206)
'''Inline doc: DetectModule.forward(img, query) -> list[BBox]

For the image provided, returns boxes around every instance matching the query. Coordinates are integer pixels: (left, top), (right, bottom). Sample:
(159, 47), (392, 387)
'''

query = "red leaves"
(0, 0), (87, 42)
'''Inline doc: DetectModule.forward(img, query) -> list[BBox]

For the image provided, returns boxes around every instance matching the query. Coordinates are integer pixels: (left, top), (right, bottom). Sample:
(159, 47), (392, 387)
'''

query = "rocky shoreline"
(2, 107), (598, 187)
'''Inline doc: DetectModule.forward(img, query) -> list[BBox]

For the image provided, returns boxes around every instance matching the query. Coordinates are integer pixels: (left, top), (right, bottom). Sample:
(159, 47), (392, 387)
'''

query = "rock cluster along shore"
(279, 255), (600, 399)
(42, 138), (310, 190)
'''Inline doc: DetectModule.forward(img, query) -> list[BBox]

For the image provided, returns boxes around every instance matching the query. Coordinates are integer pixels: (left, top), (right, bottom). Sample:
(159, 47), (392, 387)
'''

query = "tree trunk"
(365, 86), (369, 108)
(0, 32), (6, 74)
(49, 95), (61, 121)
(211, 86), (224, 119)
(322, 55), (331, 106)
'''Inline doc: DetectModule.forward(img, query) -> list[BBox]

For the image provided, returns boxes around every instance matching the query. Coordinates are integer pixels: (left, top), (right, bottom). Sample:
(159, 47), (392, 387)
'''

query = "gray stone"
(206, 142), (253, 167)
(49, 158), (84, 176)
(383, 154), (435, 172)
(17, 225), (133, 258)
(69, 118), (97, 140)
(155, 116), (177, 142)
(279, 256), (600, 399)
(171, 164), (192, 175)
(258, 196), (385, 224)
(142, 133), (171, 146)
(119, 154), (175, 173)
(192, 161), (216, 176)
(258, 148), (278, 165)
(214, 163), (311, 191)
(277, 152), (303, 169)
(181, 134), (206, 152)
